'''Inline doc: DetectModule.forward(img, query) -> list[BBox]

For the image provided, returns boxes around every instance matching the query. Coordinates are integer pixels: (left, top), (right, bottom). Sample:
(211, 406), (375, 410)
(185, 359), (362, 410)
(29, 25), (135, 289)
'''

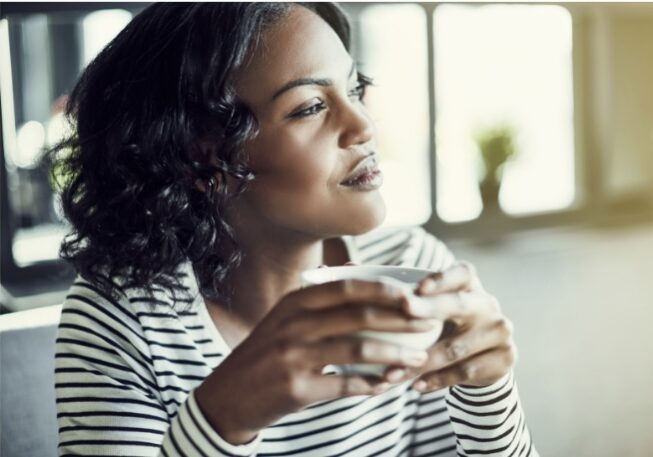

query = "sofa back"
(0, 305), (62, 457)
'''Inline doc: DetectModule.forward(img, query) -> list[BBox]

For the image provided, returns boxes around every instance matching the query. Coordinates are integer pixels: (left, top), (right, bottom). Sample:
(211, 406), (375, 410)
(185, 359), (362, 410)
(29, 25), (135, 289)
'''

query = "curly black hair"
(47, 2), (352, 305)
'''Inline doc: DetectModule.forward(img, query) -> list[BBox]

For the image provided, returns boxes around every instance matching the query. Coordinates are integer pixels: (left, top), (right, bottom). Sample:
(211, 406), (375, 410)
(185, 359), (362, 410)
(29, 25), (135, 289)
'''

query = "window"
(433, 4), (576, 222)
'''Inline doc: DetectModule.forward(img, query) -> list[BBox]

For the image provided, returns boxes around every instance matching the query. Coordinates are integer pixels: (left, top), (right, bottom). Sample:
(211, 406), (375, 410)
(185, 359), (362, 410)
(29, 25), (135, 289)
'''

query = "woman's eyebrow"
(270, 62), (356, 102)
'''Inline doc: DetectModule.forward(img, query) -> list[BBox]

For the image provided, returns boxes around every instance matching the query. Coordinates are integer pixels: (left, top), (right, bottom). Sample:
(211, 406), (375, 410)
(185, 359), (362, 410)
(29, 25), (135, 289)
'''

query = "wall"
(573, 4), (653, 204)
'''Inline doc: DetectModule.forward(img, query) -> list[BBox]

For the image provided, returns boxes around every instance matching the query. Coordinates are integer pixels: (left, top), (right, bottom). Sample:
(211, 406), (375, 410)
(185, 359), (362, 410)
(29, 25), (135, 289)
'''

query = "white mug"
(301, 265), (443, 378)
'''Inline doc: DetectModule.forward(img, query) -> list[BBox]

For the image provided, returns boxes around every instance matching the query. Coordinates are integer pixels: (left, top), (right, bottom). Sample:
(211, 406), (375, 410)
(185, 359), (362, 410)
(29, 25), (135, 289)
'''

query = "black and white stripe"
(55, 226), (536, 456)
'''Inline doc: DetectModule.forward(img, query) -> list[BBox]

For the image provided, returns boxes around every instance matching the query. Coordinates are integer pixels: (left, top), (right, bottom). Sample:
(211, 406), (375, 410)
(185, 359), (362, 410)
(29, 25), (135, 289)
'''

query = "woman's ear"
(195, 139), (249, 195)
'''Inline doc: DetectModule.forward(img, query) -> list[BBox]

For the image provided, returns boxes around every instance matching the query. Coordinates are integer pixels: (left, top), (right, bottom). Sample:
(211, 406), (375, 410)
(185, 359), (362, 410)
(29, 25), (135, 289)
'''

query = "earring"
(207, 176), (217, 193)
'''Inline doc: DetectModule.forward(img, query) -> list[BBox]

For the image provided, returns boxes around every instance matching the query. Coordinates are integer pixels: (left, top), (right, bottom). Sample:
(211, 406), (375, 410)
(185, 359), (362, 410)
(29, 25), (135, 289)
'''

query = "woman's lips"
(341, 154), (379, 183)
(340, 167), (384, 190)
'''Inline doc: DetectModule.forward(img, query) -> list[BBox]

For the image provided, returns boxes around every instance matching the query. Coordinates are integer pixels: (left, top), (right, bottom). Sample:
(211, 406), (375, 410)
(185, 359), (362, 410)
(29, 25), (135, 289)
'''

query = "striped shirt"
(55, 226), (537, 456)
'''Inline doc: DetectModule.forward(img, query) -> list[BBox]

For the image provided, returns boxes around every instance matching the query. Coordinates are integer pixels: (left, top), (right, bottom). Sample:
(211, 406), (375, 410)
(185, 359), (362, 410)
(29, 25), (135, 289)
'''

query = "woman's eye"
(290, 101), (327, 119)
(348, 82), (367, 102)
(349, 73), (373, 103)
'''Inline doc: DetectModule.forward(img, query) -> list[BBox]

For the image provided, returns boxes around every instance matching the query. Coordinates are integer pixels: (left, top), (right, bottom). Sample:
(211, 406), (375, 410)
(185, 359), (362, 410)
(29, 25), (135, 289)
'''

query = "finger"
(306, 373), (393, 401)
(404, 290), (490, 319)
(302, 337), (429, 371)
(285, 279), (409, 313)
(416, 261), (480, 296)
(412, 346), (517, 392)
(279, 372), (391, 407)
(383, 366), (410, 384)
(422, 317), (514, 372)
(284, 304), (438, 342)
(384, 317), (513, 383)
(344, 261), (358, 266)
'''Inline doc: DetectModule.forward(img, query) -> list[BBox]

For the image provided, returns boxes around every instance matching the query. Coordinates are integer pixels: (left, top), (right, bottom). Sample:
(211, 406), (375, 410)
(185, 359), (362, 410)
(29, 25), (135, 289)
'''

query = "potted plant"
(474, 124), (518, 213)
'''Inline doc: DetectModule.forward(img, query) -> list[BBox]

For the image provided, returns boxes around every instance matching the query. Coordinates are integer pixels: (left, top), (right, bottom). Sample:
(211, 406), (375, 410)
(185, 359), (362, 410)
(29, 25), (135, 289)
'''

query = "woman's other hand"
(386, 261), (517, 392)
(196, 278), (431, 444)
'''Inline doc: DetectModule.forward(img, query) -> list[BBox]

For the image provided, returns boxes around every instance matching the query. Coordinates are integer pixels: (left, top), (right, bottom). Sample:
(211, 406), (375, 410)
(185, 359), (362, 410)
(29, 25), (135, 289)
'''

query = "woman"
(52, 3), (537, 456)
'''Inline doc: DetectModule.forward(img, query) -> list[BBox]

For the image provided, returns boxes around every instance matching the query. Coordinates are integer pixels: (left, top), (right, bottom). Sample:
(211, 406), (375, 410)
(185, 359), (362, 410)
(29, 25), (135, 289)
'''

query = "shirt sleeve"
(55, 288), (262, 457)
(418, 229), (538, 456)
(445, 372), (538, 456)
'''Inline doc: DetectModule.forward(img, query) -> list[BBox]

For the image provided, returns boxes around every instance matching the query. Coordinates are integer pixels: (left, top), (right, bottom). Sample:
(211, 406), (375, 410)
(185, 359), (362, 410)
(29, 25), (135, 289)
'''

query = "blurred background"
(1, 2), (652, 456)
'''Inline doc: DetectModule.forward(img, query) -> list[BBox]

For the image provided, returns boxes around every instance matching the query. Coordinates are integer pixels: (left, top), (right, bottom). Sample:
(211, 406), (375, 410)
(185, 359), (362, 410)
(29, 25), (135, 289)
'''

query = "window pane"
(434, 4), (575, 222)
(81, 10), (132, 68)
(0, 9), (133, 266)
(356, 4), (431, 227)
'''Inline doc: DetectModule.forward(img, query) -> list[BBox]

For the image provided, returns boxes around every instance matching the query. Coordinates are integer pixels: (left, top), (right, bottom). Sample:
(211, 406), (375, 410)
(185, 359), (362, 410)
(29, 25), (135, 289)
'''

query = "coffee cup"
(301, 265), (443, 378)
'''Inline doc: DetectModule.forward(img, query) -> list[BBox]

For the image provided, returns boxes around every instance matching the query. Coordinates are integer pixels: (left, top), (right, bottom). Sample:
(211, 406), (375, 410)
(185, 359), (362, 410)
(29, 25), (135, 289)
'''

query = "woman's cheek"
(244, 121), (344, 210)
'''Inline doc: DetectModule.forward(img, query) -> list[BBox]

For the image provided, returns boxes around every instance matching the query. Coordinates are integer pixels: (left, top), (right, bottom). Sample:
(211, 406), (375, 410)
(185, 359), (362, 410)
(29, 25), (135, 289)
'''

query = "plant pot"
(479, 177), (501, 214)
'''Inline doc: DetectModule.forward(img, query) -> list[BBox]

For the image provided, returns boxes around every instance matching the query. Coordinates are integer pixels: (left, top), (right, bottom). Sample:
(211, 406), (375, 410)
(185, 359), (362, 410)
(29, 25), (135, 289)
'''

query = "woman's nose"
(338, 101), (375, 149)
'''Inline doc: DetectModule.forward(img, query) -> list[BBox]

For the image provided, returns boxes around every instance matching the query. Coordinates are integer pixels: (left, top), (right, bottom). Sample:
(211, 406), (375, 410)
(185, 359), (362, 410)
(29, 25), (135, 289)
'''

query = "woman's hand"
(385, 261), (517, 392)
(196, 278), (433, 444)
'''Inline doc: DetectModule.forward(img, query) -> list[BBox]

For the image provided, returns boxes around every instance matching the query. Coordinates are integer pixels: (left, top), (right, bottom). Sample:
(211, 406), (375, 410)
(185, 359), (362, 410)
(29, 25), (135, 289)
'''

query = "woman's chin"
(343, 196), (387, 236)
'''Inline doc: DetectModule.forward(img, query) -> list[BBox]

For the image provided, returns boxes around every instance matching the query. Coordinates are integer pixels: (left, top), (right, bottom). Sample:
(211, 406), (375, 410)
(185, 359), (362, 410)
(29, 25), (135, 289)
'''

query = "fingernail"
(407, 297), (431, 318)
(386, 368), (406, 383)
(411, 319), (435, 331)
(413, 380), (427, 392)
(394, 288), (408, 300)
(420, 278), (438, 295)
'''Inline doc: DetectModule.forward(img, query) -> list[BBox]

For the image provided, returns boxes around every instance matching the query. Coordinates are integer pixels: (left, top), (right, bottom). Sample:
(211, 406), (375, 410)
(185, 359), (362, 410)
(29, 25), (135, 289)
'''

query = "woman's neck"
(215, 236), (350, 327)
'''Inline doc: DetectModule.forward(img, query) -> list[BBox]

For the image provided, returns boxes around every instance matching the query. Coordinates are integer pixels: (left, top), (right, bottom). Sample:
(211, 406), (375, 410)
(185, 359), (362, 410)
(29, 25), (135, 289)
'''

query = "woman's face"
(231, 6), (385, 241)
